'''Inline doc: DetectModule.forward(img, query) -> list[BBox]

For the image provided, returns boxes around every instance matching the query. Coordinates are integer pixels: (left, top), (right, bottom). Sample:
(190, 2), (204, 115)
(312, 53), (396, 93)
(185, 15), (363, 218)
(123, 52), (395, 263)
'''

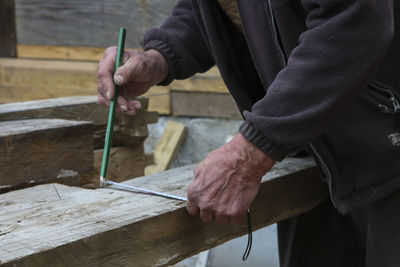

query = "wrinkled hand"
(187, 133), (276, 225)
(97, 48), (168, 114)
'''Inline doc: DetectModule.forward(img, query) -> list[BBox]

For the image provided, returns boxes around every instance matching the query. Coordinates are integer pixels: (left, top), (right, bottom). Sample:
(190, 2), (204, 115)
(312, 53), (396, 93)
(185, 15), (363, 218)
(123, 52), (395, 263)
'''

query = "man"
(98, 1), (400, 266)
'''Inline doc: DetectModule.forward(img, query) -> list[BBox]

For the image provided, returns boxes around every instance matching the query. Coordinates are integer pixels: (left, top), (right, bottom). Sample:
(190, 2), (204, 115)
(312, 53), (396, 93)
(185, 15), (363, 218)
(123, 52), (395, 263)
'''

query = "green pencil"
(100, 27), (127, 186)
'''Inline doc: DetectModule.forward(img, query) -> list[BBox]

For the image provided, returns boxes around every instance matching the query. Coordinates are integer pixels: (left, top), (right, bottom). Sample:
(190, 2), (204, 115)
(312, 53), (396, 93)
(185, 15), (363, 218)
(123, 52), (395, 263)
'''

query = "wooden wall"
(15, 0), (178, 48)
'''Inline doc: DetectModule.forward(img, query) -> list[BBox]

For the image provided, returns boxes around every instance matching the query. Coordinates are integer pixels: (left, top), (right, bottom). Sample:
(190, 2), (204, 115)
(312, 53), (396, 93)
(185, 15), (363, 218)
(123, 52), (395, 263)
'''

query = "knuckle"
(230, 207), (245, 218)
(105, 46), (117, 55)
(97, 70), (108, 80)
(132, 55), (151, 75)
(187, 183), (199, 201)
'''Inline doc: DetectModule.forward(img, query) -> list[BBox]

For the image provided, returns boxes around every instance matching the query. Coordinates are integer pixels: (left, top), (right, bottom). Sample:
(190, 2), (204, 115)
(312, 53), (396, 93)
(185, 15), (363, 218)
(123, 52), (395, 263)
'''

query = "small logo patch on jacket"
(388, 133), (400, 146)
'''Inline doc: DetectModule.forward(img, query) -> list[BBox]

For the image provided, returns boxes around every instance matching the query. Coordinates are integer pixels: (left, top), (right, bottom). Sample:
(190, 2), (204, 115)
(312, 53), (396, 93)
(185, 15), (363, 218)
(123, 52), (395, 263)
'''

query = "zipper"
(267, 0), (287, 68)
(266, 1), (338, 207)
(309, 143), (338, 207)
(369, 82), (400, 113)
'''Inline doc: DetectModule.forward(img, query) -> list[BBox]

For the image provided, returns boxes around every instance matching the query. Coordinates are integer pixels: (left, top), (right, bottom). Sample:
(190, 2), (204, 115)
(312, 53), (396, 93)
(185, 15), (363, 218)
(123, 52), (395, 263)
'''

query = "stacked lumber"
(0, 57), (238, 118)
(0, 96), (157, 192)
(1, 0), (241, 118)
(0, 158), (327, 266)
(0, 119), (94, 192)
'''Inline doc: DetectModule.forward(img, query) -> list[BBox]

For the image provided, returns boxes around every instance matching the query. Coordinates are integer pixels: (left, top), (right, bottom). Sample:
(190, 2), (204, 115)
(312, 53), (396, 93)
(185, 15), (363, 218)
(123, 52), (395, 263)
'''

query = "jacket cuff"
(239, 120), (287, 161)
(143, 30), (177, 86)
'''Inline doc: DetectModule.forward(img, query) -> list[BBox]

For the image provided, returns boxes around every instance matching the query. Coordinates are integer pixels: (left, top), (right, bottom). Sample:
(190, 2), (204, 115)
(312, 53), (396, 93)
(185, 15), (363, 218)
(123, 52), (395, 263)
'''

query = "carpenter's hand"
(97, 48), (168, 114)
(187, 133), (276, 225)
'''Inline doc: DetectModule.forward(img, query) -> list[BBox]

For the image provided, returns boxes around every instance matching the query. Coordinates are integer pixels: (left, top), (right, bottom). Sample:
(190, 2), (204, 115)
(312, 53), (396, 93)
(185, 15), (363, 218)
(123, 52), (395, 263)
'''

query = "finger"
(124, 99), (141, 115)
(215, 214), (229, 225)
(186, 201), (199, 216)
(97, 94), (109, 107)
(127, 99), (142, 110)
(200, 210), (214, 223)
(117, 96), (128, 113)
(98, 47), (118, 101)
(114, 54), (149, 86)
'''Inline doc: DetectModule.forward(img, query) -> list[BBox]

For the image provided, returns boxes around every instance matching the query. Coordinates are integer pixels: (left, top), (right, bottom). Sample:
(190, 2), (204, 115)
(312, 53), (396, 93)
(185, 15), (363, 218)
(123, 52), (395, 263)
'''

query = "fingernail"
(120, 105), (127, 112)
(106, 90), (112, 100)
(133, 102), (142, 109)
(114, 75), (124, 85)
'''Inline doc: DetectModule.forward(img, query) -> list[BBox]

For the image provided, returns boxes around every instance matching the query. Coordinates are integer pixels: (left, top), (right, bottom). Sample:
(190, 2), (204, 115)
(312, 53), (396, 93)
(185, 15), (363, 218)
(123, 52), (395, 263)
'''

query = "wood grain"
(145, 86), (171, 115)
(0, 58), (226, 116)
(0, 58), (98, 93)
(171, 90), (242, 119)
(14, 0), (178, 48)
(0, 0), (17, 57)
(0, 119), (93, 191)
(0, 96), (158, 148)
(94, 145), (154, 181)
(0, 157), (327, 266)
(17, 45), (107, 61)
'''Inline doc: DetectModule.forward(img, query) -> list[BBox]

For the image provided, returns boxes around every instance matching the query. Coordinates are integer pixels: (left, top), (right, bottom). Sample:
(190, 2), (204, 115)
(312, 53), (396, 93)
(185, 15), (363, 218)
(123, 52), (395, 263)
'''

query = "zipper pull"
(390, 96), (400, 113)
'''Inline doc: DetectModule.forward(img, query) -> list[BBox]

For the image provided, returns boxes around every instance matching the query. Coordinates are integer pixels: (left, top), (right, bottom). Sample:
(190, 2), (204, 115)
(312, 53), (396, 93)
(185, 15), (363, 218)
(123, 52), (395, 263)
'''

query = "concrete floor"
(145, 116), (280, 267)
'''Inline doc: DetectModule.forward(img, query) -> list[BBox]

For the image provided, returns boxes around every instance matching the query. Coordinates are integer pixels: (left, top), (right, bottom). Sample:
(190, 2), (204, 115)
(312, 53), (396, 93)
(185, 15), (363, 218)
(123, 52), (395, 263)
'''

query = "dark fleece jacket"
(143, 0), (400, 213)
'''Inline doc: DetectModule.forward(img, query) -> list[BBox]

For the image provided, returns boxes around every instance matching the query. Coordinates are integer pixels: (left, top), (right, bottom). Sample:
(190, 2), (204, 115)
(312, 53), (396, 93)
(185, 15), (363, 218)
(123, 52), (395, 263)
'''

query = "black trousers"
(278, 190), (400, 267)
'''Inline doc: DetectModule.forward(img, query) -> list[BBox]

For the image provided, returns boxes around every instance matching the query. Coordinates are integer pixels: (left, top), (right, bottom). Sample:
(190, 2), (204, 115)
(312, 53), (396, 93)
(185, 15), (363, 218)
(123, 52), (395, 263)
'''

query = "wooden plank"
(0, 0), (17, 57)
(171, 90), (242, 119)
(0, 119), (93, 192)
(0, 57), (226, 116)
(170, 73), (228, 94)
(0, 58), (97, 92)
(0, 58), (224, 93)
(145, 121), (187, 175)
(17, 45), (107, 61)
(0, 157), (327, 266)
(0, 84), (95, 104)
(94, 145), (154, 182)
(0, 96), (158, 148)
(14, 0), (178, 48)
(145, 86), (171, 115)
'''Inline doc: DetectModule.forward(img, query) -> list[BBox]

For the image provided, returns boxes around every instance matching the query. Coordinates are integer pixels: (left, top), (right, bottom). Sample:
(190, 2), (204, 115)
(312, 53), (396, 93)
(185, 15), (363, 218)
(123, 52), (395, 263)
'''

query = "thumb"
(114, 53), (150, 86)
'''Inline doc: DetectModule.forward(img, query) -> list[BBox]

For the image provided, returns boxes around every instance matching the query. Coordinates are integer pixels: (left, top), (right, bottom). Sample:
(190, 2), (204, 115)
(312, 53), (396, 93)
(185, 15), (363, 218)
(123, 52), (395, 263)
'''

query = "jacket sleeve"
(239, 0), (394, 161)
(143, 0), (215, 85)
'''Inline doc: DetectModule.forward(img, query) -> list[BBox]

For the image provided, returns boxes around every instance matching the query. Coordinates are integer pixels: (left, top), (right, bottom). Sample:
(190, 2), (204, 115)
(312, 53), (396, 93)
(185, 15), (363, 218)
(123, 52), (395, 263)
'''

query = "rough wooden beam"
(17, 45), (107, 61)
(0, 57), (226, 116)
(0, 58), (97, 94)
(145, 86), (171, 115)
(94, 145), (154, 181)
(0, 0), (17, 57)
(0, 96), (158, 148)
(171, 90), (242, 119)
(0, 119), (93, 192)
(145, 121), (187, 175)
(0, 157), (327, 266)
(170, 72), (227, 93)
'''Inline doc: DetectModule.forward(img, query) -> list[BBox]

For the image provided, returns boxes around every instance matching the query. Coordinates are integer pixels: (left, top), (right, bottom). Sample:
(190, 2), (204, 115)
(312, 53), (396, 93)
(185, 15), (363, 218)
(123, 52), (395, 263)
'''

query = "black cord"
(242, 209), (253, 261)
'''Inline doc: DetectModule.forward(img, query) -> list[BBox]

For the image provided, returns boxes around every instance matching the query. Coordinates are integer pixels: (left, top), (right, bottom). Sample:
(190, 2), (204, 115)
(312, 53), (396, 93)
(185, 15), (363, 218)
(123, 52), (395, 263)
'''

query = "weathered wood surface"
(17, 45), (107, 61)
(0, 0), (17, 57)
(14, 0), (178, 48)
(94, 145), (154, 181)
(145, 121), (187, 175)
(0, 157), (327, 266)
(0, 96), (158, 148)
(145, 86), (171, 115)
(0, 58), (97, 99)
(0, 119), (93, 192)
(171, 90), (242, 119)
(0, 58), (228, 116)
